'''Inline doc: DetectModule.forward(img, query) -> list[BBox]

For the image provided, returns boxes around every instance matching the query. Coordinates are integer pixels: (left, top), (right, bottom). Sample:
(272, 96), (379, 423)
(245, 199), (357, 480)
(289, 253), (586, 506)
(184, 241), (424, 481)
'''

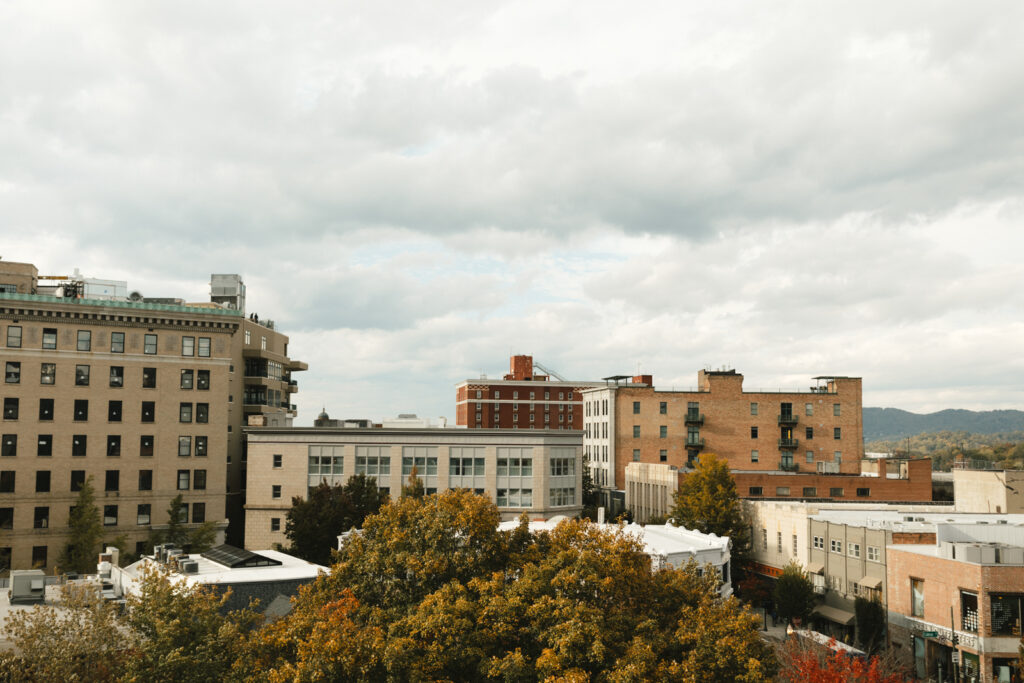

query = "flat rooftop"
(0, 290), (242, 317)
(121, 549), (325, 587)
(811, 509), (1024, 531)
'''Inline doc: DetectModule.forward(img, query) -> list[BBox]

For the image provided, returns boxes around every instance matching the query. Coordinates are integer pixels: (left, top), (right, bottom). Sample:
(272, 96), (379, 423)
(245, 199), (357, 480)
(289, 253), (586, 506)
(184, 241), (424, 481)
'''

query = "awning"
(805, 562), (824, 574)
(857, 575), (883, 590)
(813, 604), (856, 626)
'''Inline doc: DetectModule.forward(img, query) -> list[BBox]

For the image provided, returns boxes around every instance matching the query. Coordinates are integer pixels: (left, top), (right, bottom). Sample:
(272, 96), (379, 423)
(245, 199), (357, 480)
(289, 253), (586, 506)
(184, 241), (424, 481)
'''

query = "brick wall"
(734, 458), (933, 503)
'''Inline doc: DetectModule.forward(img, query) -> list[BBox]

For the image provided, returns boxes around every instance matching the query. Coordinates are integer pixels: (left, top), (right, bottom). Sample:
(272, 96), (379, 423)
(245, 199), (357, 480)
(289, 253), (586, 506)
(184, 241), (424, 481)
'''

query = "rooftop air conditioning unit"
(180, 560), (199, 574)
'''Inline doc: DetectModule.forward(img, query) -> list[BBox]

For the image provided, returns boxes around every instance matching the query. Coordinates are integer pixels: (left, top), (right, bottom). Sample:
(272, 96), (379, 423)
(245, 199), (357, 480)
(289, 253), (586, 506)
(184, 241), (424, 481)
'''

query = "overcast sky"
(3, 1), (1023, 424)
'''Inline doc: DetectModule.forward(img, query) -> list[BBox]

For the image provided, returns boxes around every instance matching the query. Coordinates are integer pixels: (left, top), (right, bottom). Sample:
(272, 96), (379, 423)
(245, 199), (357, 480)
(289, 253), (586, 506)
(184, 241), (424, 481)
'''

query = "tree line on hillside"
(863, 407), (1024, 442)
(866, 430), (1024, 471)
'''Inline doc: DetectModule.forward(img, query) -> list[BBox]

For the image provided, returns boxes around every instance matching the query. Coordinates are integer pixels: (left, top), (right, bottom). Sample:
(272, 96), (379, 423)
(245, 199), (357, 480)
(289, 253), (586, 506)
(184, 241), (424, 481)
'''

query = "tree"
(854, 596), (886, 654)
(401, 465), (425, 499)
(779, 636), (912, 682)
(669, 453), (751, 566)
(147, 494), (219, 555)
(285, 476), (388, 566)
(773, 562), (817, 626)
(250, 490), (778, 681)
(59, 476), (103, 574)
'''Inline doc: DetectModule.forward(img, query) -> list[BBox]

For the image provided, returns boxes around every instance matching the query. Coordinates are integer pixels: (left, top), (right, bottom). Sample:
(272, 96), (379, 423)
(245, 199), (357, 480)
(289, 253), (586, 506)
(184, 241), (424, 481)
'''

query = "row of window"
(1, 397), (210, 424)
(585, 399), (610, 417)
(474, 390), (574, 400)
(0, 501), (207, 531)
(4, 326), (211, 357)
(0, 467), (205, 495)
(748, 486), (870, 497)
(508, 413), (566, 423)
(0, 433), (208, 459)
(749, 426), (841, 439)
(3, 363), (211, 389)
(751, 402), (841, 417)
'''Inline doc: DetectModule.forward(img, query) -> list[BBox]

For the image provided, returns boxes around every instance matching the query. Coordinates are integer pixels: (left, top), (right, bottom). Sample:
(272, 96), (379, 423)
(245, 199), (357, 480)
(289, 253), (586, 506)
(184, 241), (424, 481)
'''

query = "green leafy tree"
(774, 562), (817, 626)
(855, 595), (887, 654)
(147, 494), (219, 555)
(285, 475), (387, 566)
(59, 476), (103, 574)
(669, 453), (751, 566)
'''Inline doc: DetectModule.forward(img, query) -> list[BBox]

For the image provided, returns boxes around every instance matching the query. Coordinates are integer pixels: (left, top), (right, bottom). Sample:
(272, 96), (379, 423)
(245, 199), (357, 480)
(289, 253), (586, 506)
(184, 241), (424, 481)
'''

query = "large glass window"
(181, 336), (195, 356)
(77, 330), (91, 351)
(911, 579), (925, 618)
(144, 334), (157, 355)
(110, 332), (125, 353)
(309, 445), (345, 486)
(42, 328), (56, 349)
(961, 591), (978, 633)
(5, 362), (20, 383)
(550, 458), (575, 476)
(355, 446), (392, 478)
(198, 337), (211, 357)
(109, 366), (124, 388)
(40, 363), (55, 385)
(991, 594), (1023, 636)
(6, 326), (21, 348)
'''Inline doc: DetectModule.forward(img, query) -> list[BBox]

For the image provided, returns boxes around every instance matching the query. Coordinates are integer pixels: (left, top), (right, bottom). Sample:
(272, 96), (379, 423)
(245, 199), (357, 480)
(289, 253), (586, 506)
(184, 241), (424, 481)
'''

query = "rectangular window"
(182, 336), (195, 356)
(805, 450), (814, 463)
(6, 326), (21, 348)
(104, 470), (119, 492)
(659, 449), (667, 462)
(109, 331), (124, 353)
(805, 427), (813, 440)
(40, 363), (55, 385)
(856, 487), (870, 497)
(109, 366), (124, 387)
(75, 365), (90, 386)
(848, 542), (860, 558)
(632, 401), (640, 414)
(793, 534), (798, 555)
(39, 399), (54, 421)
(272, 484), (281, 498)
(74, 399), (89, 421)
(142, 367), (156, 388)
(270, 517), (280, 532)
(196, 370), (210, 390)
(42, 328), (56, 349)
(659, 425), (667, 438)
(805, 403), (813, 416)
(197, 337), (210, 357)
(750, 402), (758, 416)
(72, 435), (87, 457)
(77, 330), (91, 351)
(834, 427), (841, 440)
(750, 450), (759, 462)
(833, 403), (841, 417)
(911, 579), (924, 617)
(106, 435), (121, 457)
(180, 369), (194, 389)
(194, 436), (207, 457)
(2, 397), (16, 420)
(761, 528), (767, 549)
(144, 334), (157, 354)
(103, 505), (117, 526)
(632, 449), (640, 461)
(829, 487), (844, 497)
(137, 504), (151, 525)
(138, 470), (152, 491)
(141, 402), (155, 423)
(70, 470), (85, 491)
(0, 508), (12, 529)
(36, 470), (50, 492)
(1, 435), (15, 457)
(244, 329), (251, 345)
(777, 532), (783, 553)
(659, 401), (667, 415)
(37, 435), (52, 457)
(803, 487), (817, 497)
(34, 506), (49, 529)
(140, 435), (154, 457)
(5, 362), (20, 384)
(990, 594), (1023, 636)
(108, 400), (122, 422)
(196, 403), (209, 423)
(748, 486), (763, 496)
(830, 539), (842, 553)
(633, 425), (640, 438)
(775, 486), (790, 496)
(179, 403), (193, 423)
(177, 470), (190, 490)
(178, 436), (191, 457)
(273, 454), (282, 469)
(867, 546), (880, 562)
(192, 502), (205, 523)
(193, 470), (206, 490)
(813, 536), (824, 549)
(750, 426), (758, 438)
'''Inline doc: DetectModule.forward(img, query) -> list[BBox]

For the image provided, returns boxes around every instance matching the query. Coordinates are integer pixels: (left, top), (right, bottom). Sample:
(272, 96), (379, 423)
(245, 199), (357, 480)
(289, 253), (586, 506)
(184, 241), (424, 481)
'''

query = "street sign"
(952, 652), (960, 664)
(922, 631), (938, 637)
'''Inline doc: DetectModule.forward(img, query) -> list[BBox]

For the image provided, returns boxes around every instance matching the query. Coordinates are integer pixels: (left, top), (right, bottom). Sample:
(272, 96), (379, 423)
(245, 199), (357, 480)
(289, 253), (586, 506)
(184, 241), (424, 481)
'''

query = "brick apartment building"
(0, 260), (305, 571)
(887, 523), (1024, 682)
(583, 369), (869, 510)
(455, 355), (604, 430)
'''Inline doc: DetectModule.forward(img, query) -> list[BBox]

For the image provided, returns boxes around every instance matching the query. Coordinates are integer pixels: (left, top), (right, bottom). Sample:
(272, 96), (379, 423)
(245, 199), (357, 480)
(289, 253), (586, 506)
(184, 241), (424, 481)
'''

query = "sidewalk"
(751, 609), (793, 642)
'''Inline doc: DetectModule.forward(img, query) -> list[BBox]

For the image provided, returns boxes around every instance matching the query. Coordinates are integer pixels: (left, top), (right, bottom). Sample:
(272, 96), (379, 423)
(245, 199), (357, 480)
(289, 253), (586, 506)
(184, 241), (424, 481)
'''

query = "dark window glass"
(3, 397), (18, 420)
(5, 361), (20, 383)
(70, 470), (85, 491)
(0, 471), (14, 492)
(751, 426), (758, 438)
(196, 403), (209, 423)
(179, 403), (192, 423)
(194, 469), (207, 490)
(72, 435), (87, 456)
(109, 366), (124, 387)
(37, 435), (52, 456)
(75, 365), (90, 386)
(140, 435), (154, 457)
(1, 434), (16, 457)
(0, 508), (12, 529)
(108, 400), (122, 422)
(834, 427), (842, 440)
(104, 470), (119, 492)
(34, 507), (49, 529)
(137, 504), (151, 525)
(806, 427), (814, 439)
(195, 436), (207, 457)
(106, 435), (121, 457)
(103, 505), (117, 526)
(138, 470), (152, 491)
(36, 470), (50, 493)
(42, 328), (56, 349)
(180, 369), (193, 389)
(197, 370), (210, 390)
(74, 399), (88, 421)
(141, 402), (155, 423)
(40, 363), (55, 384)
(142, 367), (156, 388)
(192, 502), (205, 523)
(39, 398), (53, 420)
(32, 546), (46, 567)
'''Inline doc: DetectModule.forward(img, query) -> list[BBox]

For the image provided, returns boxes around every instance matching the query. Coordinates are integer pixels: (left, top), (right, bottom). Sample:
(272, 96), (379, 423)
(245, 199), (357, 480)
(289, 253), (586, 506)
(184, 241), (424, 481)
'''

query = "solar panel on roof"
(201, 544), (283, 569)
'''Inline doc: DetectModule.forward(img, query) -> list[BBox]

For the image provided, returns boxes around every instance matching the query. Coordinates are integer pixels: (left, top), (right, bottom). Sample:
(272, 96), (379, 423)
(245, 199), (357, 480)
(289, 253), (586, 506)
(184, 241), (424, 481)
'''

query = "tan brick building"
(455, 355), (604, 430)
(0, 260), (305, 571)
(244, 427), (583, 550)
(887, 524), (1024, 682)
(583, 370), (864, 511)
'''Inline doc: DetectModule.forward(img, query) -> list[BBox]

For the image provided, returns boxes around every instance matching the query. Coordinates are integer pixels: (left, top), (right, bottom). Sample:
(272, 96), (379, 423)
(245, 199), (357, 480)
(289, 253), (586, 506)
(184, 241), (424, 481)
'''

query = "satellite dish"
(129, 291), (144, 302)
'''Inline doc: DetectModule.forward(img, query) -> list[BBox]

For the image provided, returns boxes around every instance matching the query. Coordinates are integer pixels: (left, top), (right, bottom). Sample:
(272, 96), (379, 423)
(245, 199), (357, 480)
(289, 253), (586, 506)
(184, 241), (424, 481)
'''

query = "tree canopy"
(773, 562), (817, 626)
(59, 476), (103, 574)
(285, 475), (388, 565)
(669, 453), (751, 563)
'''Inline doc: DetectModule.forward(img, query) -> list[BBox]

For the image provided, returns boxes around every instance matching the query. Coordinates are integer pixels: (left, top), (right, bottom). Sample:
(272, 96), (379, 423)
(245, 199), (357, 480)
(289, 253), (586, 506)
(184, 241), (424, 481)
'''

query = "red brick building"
(455, 355), (604, 430)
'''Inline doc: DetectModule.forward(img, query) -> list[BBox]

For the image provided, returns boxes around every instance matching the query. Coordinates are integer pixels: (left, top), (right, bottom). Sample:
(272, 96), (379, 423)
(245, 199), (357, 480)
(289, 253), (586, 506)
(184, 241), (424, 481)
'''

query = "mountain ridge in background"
(864, 407), (1024, 442)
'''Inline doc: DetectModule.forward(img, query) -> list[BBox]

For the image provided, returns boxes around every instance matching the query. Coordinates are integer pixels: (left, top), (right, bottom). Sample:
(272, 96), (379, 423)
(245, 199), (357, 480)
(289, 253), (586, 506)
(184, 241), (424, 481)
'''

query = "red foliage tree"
(779, 637), (912, 683)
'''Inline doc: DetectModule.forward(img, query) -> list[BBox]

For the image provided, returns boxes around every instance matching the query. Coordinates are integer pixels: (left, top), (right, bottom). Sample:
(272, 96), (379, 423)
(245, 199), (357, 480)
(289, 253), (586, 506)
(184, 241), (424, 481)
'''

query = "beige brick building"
(583, 370), (864, 511)
(0, 260), (305, 571)
(244, 427), (583, 550)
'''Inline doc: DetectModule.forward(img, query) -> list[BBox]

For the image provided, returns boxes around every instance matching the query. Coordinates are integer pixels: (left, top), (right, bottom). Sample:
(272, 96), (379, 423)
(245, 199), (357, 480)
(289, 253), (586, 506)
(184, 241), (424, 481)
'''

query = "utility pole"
(950, 605), (960, 683)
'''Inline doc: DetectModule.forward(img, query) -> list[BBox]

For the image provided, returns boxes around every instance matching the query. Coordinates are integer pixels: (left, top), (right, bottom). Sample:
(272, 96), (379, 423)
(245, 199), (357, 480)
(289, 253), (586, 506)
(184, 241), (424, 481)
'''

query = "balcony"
(778, 413), (798, 426)
(288, 380), (298, 390)
(684, 411), (704, 426)
(685, 436), (705, 449)
(778, 438), (799, 450)
(779, 462), (799, 472)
